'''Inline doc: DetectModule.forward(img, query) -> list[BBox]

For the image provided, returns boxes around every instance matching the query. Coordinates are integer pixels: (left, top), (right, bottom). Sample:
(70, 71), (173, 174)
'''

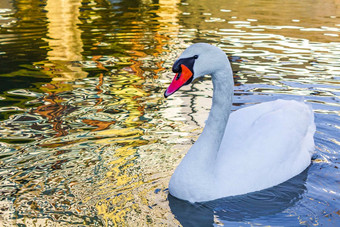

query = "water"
(0, 0), (339, 226)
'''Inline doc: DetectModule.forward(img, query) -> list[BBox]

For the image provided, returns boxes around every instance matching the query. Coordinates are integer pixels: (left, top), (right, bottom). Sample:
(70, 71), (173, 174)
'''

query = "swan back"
(214, 99), (315, 198)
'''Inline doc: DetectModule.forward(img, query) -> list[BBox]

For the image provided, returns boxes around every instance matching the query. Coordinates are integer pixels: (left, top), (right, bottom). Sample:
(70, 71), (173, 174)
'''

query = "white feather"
(168, 43), (316, 203)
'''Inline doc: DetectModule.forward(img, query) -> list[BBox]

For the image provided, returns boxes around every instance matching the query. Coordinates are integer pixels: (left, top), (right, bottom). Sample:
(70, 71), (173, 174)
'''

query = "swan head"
(164, 43), (228, 98)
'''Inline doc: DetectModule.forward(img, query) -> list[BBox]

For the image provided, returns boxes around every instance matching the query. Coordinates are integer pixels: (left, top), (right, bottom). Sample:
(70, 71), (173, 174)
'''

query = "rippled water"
(0, 0), (339, 226)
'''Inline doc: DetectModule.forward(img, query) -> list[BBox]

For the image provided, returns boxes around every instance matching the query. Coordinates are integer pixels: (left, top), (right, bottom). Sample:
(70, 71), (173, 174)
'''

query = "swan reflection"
(169, 168), (309, 226)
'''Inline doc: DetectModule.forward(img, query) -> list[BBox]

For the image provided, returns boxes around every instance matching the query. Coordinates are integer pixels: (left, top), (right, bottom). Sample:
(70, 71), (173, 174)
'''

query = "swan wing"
(216, 99), (315, 196)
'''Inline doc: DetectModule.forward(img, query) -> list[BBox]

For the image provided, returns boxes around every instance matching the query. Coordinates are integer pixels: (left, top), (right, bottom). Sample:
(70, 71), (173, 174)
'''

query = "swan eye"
(173, 55), (197, 76)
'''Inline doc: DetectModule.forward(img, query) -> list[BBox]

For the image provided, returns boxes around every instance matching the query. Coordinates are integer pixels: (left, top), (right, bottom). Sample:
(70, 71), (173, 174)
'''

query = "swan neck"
(204, 68), (233, 144)
(187, 66), (233, 168)
(169, 63), (234, 200)
(211, 71), (233, 122)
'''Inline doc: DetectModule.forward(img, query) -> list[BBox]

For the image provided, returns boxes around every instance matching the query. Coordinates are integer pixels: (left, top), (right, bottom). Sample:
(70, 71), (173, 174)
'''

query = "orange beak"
(164, 64), (193, 98)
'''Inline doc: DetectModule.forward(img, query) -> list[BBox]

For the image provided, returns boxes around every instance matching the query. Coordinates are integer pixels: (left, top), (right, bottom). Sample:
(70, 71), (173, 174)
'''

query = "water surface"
(0, 0), (339, 226)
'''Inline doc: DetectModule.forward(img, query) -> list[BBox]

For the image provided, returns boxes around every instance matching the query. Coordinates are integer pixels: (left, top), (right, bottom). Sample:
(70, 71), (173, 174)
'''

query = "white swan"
(164, 43), (316, 203)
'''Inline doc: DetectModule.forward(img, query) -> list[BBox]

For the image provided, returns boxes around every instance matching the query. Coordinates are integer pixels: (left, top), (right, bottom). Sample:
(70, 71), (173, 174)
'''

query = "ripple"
(0, 0), (339, 226)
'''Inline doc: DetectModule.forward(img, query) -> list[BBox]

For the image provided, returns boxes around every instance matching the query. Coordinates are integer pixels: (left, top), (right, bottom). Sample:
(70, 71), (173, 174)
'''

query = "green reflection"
(0, 0), (180, 225)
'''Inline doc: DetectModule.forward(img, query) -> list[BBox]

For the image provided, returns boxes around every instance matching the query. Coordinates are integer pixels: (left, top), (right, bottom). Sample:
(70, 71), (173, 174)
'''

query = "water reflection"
(39, 0), (88, 81)
(179, 0), (340, 43)
(0, 0), (339, 226)
(169, 168), (309, 226)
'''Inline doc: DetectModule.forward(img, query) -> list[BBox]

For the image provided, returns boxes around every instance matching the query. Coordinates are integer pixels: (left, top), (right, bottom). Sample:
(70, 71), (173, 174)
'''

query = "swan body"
(164, 43), (316, 203)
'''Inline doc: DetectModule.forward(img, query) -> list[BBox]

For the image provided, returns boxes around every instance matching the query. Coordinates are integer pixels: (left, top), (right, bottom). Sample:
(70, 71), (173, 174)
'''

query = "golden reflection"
(34, 82), (78, 137)
(0, 0), (14, 26)
(82, 119), (116, 131)
(45, 0), (83, 61)
(39, 0), (87, 81)
(181, 0), (340, 42)
(90, 1), (182, 225)
(33, 0), (89, 137)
